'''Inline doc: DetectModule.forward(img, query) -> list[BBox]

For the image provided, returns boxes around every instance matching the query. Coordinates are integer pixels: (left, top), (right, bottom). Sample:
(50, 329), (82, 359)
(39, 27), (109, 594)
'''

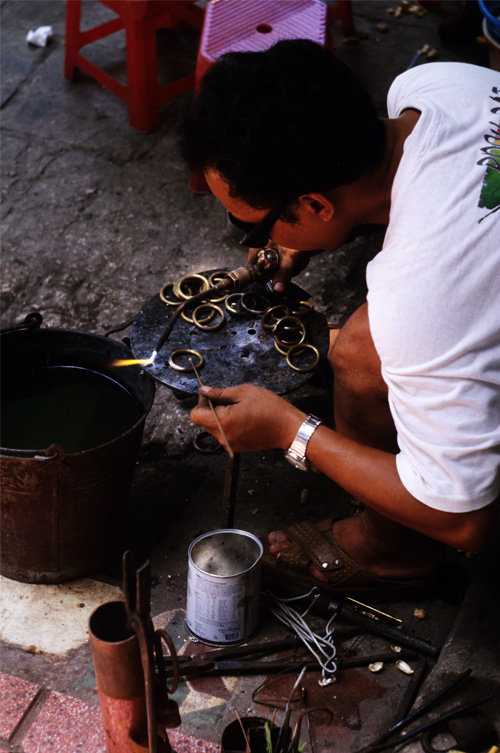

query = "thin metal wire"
(264, 589), (338, 685)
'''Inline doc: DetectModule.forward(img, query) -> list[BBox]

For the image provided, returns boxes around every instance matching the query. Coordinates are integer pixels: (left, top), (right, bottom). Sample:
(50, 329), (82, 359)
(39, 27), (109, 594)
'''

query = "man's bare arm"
(191, 384), (498, 553)
(306, 424), (498, 552)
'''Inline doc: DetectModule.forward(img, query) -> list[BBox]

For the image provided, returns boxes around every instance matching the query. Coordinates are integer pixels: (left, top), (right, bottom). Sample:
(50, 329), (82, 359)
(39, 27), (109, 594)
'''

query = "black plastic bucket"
(0, 326), (155, 583)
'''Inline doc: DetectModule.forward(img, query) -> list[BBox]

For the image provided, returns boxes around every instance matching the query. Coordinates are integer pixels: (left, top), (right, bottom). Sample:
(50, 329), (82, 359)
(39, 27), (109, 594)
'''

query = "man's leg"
(270, 303), (445, 580)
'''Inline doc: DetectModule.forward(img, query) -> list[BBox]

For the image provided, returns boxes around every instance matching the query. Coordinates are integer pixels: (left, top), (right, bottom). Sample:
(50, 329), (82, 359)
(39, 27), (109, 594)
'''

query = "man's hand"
(247, 246), (322, 293)
(190, 383), (305, 453)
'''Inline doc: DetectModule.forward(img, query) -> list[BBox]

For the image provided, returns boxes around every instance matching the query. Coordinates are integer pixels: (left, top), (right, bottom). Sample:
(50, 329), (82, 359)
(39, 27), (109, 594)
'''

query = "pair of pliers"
(162, 638), (299, 679)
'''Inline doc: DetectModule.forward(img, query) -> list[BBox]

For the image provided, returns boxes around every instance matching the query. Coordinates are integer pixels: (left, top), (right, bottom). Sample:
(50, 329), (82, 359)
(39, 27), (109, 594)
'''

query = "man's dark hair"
(180, 39), (386, 209)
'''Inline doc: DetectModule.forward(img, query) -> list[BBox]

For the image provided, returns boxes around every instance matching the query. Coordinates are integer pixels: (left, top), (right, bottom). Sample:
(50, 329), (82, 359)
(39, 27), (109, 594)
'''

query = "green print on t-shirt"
(477, 86), (500, 219)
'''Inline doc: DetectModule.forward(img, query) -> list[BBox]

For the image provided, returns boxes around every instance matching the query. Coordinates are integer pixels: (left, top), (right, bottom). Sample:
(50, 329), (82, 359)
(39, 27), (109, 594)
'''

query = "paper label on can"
(186, 568), (249, 644)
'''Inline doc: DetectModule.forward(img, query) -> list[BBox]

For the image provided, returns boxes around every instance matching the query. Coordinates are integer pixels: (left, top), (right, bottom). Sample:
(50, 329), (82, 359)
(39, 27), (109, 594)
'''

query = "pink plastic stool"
(64, 0), (204, 132)
(189, 0), (328, 194)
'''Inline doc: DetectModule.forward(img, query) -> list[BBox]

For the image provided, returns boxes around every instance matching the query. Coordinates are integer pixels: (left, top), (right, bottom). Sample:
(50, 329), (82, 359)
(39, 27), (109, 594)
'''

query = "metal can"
(186, 529), (263, 645)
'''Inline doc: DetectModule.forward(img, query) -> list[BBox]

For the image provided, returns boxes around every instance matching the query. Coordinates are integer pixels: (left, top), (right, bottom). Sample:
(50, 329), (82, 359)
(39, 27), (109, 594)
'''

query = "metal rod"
(224, 452), (240, 527)
(371, 667), (472, 746)
(150, 284), (221, 362)
(300, 687), (315, 753)
(190, 359), (234, 459)
(390, 660), (428, 727)
(276, 666), (306, 753)
(346, 597), (402, 623)
(407, 48), (425, 70)
(357, 695), (493, 753)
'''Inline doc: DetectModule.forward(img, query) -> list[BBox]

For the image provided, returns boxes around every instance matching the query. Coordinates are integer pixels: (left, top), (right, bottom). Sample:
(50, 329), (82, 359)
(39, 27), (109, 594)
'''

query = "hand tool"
(162, 643), (417, 679)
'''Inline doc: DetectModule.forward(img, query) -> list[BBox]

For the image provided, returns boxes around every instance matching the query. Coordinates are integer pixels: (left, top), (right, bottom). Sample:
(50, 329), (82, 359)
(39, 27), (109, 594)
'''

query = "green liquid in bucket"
(1, 366), (142, 454)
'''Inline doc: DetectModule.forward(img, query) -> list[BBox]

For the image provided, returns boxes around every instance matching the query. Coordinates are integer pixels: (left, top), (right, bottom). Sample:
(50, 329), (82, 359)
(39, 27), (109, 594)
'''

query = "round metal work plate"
(130, 271), (329, 396)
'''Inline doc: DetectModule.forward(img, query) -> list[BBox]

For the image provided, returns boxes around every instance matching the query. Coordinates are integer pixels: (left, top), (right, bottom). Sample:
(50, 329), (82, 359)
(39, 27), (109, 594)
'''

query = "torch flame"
(111, 358), (151, 367)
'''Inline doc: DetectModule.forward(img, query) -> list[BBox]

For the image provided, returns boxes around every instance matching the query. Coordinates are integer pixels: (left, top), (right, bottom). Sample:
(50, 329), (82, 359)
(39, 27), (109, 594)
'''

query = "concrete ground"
(1, 1), (499, 751)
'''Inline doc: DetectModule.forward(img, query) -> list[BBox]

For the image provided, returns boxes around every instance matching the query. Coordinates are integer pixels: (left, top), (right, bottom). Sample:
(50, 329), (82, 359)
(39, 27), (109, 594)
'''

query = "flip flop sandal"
(262, 519), (437, 601)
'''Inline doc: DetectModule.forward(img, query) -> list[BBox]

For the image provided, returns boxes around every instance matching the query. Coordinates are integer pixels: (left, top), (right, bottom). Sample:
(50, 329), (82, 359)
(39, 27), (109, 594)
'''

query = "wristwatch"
(284, 414), (322, 471)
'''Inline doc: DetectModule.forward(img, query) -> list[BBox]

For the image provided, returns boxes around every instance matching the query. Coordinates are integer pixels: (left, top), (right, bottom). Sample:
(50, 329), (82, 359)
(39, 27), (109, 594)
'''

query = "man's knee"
(330, 304), (387, 399)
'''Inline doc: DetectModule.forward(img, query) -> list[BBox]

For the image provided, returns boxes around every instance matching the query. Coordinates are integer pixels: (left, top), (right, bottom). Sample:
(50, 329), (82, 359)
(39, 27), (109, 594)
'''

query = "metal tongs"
(123, 550), (181, 753)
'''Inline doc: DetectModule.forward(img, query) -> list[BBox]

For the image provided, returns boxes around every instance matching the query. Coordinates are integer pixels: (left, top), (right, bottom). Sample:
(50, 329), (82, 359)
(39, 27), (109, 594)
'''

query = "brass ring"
(286, 343), (320, 373)
(225, 293), (247, 316)
(192, 303), (225, 331)
(241, 292), (271, 315)
(207, 271), (228, 303)
(288, 300), (314, 319)
(261, 304), (290, 330)
(208, 270), (228, 286)
(168, 349), (204, 372)
(159, 282), (182, 306)
(274, 338), (291, 356)
(274, 315), (307, 348)
(173, 274), (210, 300)
(181, 303), (216, 325)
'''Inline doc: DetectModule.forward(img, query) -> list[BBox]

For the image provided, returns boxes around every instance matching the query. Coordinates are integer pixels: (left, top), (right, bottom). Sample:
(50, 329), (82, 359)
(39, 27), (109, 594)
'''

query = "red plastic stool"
(64, 0), (204, 132)
(190, 0), (328, 193)
(327, 0), (356, 39)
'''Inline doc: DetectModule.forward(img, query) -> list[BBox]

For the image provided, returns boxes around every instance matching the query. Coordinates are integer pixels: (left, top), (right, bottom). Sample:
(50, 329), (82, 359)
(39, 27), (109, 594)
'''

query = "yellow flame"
(111, 358), (151, 367)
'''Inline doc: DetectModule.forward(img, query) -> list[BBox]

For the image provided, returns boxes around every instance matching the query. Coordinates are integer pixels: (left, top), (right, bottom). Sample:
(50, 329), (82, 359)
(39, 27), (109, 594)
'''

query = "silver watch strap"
(288, 414), (322, 458)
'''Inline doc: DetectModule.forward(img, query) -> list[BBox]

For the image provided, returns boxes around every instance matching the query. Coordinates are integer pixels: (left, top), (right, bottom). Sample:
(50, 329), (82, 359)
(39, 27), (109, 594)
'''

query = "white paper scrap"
(26, 26), (53, 47)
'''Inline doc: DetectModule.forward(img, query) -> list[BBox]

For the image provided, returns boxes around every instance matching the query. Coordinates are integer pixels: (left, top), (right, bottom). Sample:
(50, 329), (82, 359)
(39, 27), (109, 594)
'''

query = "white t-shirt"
(366, 62), (500, 513)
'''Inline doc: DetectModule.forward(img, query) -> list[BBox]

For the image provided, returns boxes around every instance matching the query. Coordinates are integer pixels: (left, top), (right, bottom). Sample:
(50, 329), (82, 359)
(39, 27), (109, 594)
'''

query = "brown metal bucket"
(0, 325), (155, 583)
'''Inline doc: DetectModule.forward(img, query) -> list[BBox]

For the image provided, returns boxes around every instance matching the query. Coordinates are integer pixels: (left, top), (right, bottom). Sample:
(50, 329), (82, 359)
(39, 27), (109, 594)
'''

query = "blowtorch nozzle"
(214, 245), (280, 293)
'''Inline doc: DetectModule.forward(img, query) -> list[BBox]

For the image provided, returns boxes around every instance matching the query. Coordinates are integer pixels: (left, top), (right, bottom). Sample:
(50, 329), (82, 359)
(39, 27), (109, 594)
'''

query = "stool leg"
(124, 16), (160, 133)
(64, 0), (82, 81)
(189, 170), (211, 195)
(328, 0), (356, 37)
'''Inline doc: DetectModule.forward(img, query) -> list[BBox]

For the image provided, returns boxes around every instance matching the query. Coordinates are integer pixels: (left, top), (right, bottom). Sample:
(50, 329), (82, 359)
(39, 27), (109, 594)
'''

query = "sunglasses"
(227, 197), (290, 248)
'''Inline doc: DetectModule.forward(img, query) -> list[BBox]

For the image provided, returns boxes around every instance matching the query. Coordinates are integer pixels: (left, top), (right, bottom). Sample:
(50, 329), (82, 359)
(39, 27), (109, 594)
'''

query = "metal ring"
(168, 349), (204, 372)
(181, 303), (216, 325)
(192, 303), (225, 331)
(193, 430), (223, 454)
(206, 271), (228, 303)
(159, 282), (182, 306)
(288, 300), (314, 319)
(286, 343), (320, 372)
(241, 292), (271, 315)
(261, 304), (290, 330)
(173, 274), (210, 300)
(225, 292), (247, 316)
(275, 328), (306, 347)
(274, 338), (291, 356)
(274, 315), (307, 348)
(208, 270), (228, 286)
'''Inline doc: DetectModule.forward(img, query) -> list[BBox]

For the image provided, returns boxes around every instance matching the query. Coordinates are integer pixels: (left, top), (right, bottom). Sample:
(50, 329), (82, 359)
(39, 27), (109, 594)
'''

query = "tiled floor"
(0, 672), (220, 753)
